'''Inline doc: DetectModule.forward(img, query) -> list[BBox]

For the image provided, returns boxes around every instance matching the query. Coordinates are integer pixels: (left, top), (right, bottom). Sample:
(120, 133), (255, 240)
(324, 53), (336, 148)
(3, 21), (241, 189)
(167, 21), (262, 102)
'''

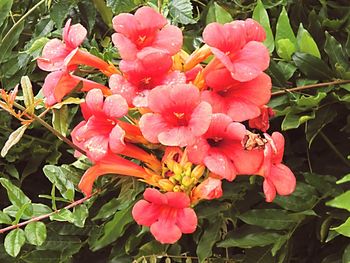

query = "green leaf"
(252, 0), (274, 52)
(206, 2), (232, 24)
(296, 23), (321, 58)
(50, 0), (76, 27)
(282, 110), (315, 130)
(304, 173), (342, 198)
(24, 222), (47, 246)
(92, 0), (113, 27)
(25, 37), (49, 59)
(0, 178), (32, 211)
(293, 52), (334, 80)
(326, 191), (350, 212)
(0, 0), (13, 27)
(238, 209), (302, 230)
(1, 125), (28, 157)
(332, 217), (350, 238)
(275, 7), (297, 49)
(343, 244), (350, 263)
(4, 229), (25, 257)
(106, 0), (143, 14)
(72, 204), (89, 228)
(52, 105), (69, 137)
(0, 211), (12, 224)
(324, 32), (349, 74)
(21, 250), (61, 263)
(43, 165), (75, 201)
(0, 20), (24, 62)
(218, 230), (283, 248)
(296, 92), (327, 108)
(91, 205), (134, 251)
(306, 107), (337, 147)
(278, 61), (297, 80)
(197, 215), (224, 262)
(21, 76), (35, 115)
(50, 209), (74, 223)
(169, 0), (196, 25)
(337, 174), (350, 184)
(276, 38), (296, 61)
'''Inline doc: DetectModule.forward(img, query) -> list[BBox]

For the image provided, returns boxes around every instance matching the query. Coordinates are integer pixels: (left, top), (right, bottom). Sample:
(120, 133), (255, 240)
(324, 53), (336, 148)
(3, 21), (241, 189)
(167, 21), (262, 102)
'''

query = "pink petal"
(112, 33), (138, 60)
(226, 121), (246, 141)
(193, 177), (223, 200)
(201, 90), (226, 114)
(132, 90), (150, 108)
(189, 101), (212, 137)
(150, 220), (182, 244)
(205, 113), (232, 139)
(161, 71), (187, 85)
(65, 23), (87, 48)
(109, 74), (136, 106)
(84, 135), (109, 161)
(241, 19), (266, 42)
(158, 126), (195, 147)
(263, 178), (276, 202)
(37, 39), (69, 71)
(187, 137), (210, 164)
(165, 192), (190, 208)
(103, 94), (128, 118)
(109, 124), (126, 154)
(205, 68), (236, 91)
(269, 163), (296, 196)
(42, 71), (62, 105)
(132, 200), (159, 226)
(153, 25), (183, 55)
(135, 6), (167, 30)
(136, 47), (173, 75)
(203, 22), (245, 53)
(226, 98), (261, 122)
(143, 188), (167, 205)
(112, 13), (139, 37)
(85, 89), (104, 113)
(176, 208), (197, 233)
(228, 146), (264, 175)
(204, 150), (236, 181)
(139, 113), (169, 143)
(230, 41), (270, 82)
(271, 132), (285, 164)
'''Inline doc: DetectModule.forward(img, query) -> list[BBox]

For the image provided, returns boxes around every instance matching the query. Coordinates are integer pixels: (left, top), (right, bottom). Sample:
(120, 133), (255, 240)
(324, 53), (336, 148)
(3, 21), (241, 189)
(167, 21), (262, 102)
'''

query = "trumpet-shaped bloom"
(132, 188), (197, 244)
(203, 21), (269, 82)
(112, 6), (182, 60)
(261, 132), (296, 202)
(79, 152), (147, 196)
(187, 113), (261, 181)
(139, 84), (212, 147)
(43, 70), (110, 106)
(202, 73), (272, 122)
(71, 89), (128, 162)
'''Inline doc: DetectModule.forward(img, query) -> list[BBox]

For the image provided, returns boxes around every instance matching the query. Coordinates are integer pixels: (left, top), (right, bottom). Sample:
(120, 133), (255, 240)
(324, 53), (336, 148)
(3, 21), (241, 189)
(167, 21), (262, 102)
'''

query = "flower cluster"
(38, 7), (296, 244)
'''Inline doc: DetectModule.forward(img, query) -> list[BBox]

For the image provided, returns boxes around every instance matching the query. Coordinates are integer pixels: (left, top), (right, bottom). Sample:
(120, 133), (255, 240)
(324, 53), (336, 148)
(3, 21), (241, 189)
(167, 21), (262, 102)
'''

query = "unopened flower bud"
(192, 177), (223, 202)
(191, 165), (205, 179)
(182, 176), (194, 187)
(158, 179), (175, 192)
(173, 162), (182, 176)
(166, 159), (176, 171)
(173, 185), (181, 192)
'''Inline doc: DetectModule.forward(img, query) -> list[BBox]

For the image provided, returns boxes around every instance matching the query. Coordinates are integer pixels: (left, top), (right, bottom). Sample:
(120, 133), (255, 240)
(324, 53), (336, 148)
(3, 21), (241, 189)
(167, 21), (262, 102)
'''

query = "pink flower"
(37, 19), (87, 72)
(203, 21), (269, 82)
(139, 84), (212, 147)
(71, 89), (128, 162)
(43, 70), (111, 106)
(132, 188), (197, 244)
(249, 106), (275, 132)
(201, 73), (272, 122)
(79, 152), (147, 196)
(112, 6), (182, 60)
(187, 113), (249, 181)
(261, 132), (296, 202)
(191, 177), (223, 202)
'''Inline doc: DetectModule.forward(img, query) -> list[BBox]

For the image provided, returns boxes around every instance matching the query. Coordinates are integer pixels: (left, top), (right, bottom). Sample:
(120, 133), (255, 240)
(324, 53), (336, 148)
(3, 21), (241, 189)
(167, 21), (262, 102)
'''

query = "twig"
(271, 79), (350, 96)
(0, 192), (97, 234)
(12, 102), (86, 155)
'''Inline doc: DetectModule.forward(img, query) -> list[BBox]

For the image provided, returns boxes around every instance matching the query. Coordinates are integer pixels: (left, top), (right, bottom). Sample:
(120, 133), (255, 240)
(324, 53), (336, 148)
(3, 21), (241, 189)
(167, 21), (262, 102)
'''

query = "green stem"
(12, 102), (86, 155)
(319, 131), (350, 168)
(2, 0), (46, 45)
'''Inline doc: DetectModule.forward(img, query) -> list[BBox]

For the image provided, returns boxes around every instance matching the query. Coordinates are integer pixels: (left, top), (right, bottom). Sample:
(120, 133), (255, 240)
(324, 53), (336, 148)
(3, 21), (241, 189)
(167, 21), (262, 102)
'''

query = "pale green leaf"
(332, 217), (350, 238)
(326, 191), (350, 212)
(4, 229), (25, 257)
(206, 2), (232, 24)
(1, 125), (28, 157)
(0, 0), (13, 27)
(277, 38), (296, 61)
(275, 7), (297, 48)
(296, 24), (321, 58)
(25, 222), (47, 246)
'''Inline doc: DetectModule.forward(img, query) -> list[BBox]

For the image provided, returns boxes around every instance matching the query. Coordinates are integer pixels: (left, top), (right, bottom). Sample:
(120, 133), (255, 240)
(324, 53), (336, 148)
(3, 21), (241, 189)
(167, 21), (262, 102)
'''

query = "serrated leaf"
(276, 38), (296, 61)
(21, 76), (35, 115)
(0, 0), (13, 27)
(43, 165), (75, 201)
(106, 0), (143, 14)
(275, 7), (297, 49)
(297, 23), (321, 58)
(206, 2), (232, 24)
(337, 174), (350, 184)
(217, 230), (283, 248)
(326, 191), (350, 212)
(238, 209), (302, 230)
(169, 0), (196, 25)
(25, 222), (47, 246)
(1, 125), (28, 157)
(252, 0), (274, 52)
(332, 217), (350, 238)
(52, 105), (69, 137)
(4, 229), (25, 257)
(197, 215), (223, 262)
(91, 205), (134, 251)
(293, 52), (334, 80)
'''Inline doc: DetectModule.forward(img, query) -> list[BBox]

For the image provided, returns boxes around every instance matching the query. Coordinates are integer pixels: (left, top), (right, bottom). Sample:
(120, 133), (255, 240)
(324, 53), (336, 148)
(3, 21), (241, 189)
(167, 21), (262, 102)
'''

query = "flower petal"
(112, 33), (138, 60)
(132, 200), (159, 226)
(103, 94), (128, 118)
(165, 191), (190, 208)
(139, 113), (169, 144)
(85, 89), (104, 113)
(135, 6), (167, 30)
(263, 178), (276, 202)
(269, 163), (296, 196)
(158, 126), (195, 147)
(109, 124), (126, 154)
(65, 23), (87, 48)
(271, 132), (285, 164)
(176, 208), (197, 233)
(150, 220), (182, 244)
(189, 101), (212, 137)
(143, 188), (167, 205)
(187, 137), (210, 164)
(37, 39), (69, 71)
(109, 74), (136, 106)
(153, 25), (183, 55)
(84, 135), (109, 161)
(204, 150), (236, 181)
